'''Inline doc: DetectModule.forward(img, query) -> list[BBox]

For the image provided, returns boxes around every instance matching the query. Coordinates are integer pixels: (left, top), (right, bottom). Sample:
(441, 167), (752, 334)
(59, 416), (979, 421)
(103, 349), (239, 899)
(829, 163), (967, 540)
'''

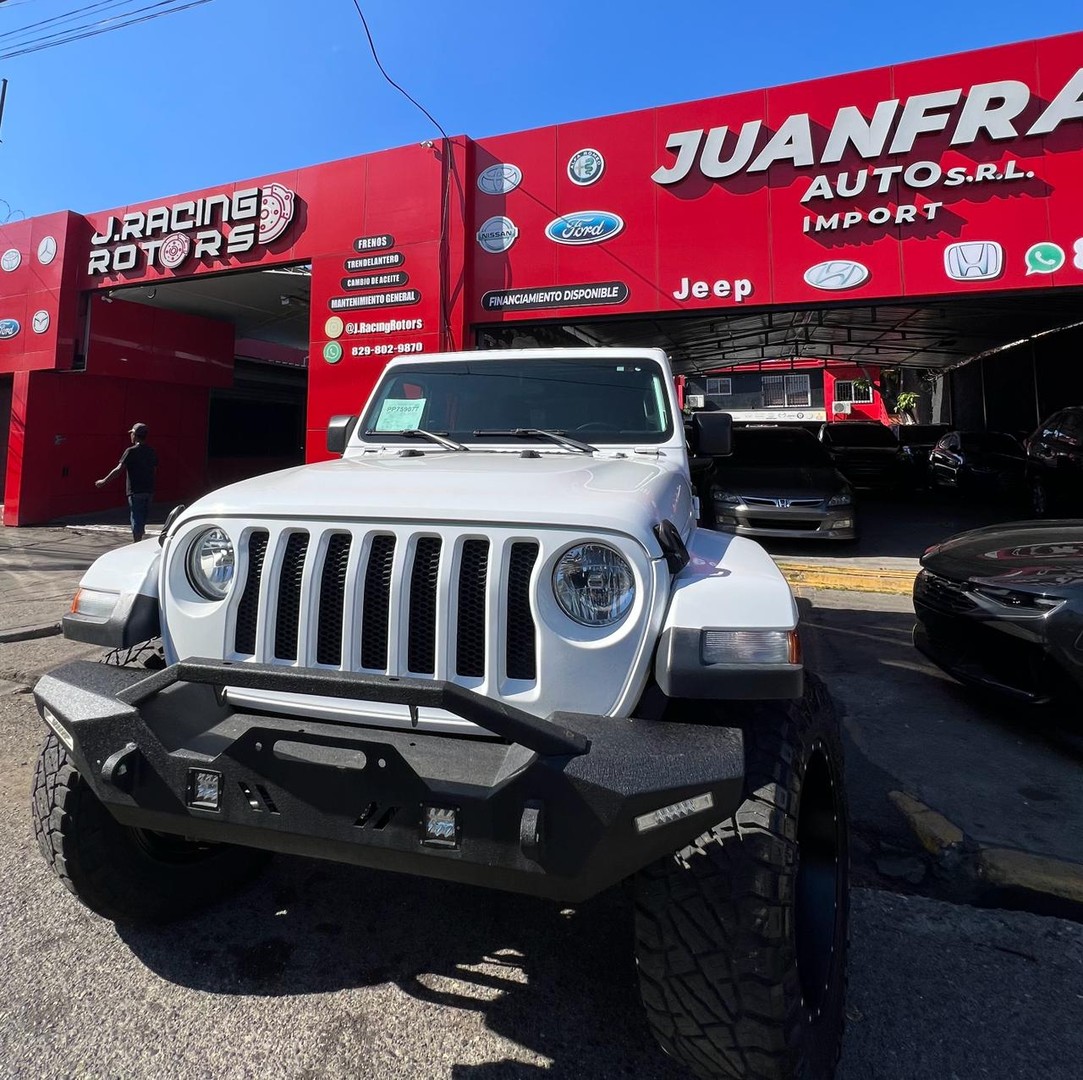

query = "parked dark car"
(913, 520), (1083, 704)
(1024, 405), (1083, 516)
(711, 425), (855, 540)
(817, 421), (906, 489)
(893, 424), (950, 485)
(927, 430), (1026, 495)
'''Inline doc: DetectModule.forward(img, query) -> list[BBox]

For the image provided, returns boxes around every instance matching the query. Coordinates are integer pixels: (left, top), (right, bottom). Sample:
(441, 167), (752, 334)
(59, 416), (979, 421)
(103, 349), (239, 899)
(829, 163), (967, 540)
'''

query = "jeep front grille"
(231, 528), (540, 683)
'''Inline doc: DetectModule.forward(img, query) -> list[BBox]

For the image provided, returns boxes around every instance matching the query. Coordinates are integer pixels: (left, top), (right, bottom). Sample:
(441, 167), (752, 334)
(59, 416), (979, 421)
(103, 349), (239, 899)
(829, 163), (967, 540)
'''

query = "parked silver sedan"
(710, 425), (856, 541)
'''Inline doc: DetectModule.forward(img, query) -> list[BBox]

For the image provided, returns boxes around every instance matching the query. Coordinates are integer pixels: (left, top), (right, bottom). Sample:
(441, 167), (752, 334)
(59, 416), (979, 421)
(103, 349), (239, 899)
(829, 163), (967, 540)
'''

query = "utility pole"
(0, 78), (7, 142)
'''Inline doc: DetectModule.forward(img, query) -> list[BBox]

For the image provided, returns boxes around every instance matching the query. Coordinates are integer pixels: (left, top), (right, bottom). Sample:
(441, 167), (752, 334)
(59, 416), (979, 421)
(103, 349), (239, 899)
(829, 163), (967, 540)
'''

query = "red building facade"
(2, 31), (1083, 523)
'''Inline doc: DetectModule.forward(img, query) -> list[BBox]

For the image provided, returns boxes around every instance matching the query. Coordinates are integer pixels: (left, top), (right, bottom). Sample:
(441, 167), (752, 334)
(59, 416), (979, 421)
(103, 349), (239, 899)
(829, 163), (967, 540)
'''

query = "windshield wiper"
(472, 428), (596, 454)
(364, 429), (469, 451)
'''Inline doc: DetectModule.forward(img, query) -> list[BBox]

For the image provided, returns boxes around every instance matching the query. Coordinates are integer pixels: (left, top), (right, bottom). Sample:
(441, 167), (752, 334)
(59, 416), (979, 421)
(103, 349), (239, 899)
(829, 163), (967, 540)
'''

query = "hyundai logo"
(0, 318), (20, 339)
(545, 211), (624, 246)
(944, 241), (1003, 281)
(477, 163), (522, 195)
(803, 260), (870, 291)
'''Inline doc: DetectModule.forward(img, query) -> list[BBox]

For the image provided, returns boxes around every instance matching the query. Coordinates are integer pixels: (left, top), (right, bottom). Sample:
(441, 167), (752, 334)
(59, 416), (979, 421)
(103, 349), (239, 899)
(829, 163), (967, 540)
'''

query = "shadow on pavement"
(117, 864), (686, 1079)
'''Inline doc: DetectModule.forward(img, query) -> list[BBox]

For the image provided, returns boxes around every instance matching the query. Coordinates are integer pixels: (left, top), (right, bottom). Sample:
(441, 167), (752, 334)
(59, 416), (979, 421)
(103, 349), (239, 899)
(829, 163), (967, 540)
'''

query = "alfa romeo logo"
(568, 149), (604, 186)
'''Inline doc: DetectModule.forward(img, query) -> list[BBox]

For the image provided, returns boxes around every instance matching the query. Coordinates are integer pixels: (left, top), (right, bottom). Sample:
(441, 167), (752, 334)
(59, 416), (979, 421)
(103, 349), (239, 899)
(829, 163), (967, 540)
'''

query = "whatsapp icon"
(1025, 242), (1065, 275)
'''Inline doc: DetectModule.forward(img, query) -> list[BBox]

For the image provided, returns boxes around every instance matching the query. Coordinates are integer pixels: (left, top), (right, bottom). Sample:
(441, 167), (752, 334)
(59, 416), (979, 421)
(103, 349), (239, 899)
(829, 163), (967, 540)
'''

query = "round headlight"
(553, 543), (635, 626)
(185, 527), (235, 600)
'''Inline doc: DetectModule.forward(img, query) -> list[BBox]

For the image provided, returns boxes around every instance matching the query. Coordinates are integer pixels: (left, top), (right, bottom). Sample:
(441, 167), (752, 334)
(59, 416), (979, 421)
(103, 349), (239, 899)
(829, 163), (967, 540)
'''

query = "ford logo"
(477, 163), (522, 195)
(0, 318), (20, 339)
(803, 260), (870, 291)
(545, 211), (624, 246)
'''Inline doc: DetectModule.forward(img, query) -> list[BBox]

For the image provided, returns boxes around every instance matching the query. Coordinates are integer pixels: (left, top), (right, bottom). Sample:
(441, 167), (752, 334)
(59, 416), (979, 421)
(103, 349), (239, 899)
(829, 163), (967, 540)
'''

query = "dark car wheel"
(33, 733), (272, 923)
(635, 675), (849, 1080)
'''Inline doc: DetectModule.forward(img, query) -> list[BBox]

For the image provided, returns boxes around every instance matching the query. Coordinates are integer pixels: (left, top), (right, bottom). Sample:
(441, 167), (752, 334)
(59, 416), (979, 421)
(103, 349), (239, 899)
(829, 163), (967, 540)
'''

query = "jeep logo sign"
(545, 211), (624, 245)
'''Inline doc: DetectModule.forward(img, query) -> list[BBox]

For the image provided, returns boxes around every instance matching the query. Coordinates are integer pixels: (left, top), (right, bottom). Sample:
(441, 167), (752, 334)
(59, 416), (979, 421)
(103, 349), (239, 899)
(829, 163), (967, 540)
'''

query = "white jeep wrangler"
(33, 348), (848, 1080)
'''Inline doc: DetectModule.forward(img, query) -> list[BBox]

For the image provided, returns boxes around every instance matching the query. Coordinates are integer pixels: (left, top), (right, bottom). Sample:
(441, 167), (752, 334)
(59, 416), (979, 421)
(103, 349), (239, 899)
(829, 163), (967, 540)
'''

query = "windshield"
(823, 423), (897, 448)
(725, 429), (833, 468)
(358, 357), (673, 445)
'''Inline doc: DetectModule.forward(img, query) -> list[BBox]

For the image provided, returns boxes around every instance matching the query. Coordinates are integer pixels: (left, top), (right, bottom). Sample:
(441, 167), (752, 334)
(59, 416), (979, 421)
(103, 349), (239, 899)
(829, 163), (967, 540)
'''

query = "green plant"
(895, 391), (919, 413)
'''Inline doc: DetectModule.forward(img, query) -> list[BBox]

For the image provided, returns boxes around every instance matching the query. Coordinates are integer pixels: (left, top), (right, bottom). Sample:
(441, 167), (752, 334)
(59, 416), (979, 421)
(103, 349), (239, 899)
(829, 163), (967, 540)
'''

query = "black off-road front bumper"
(34, 659), (746, 902)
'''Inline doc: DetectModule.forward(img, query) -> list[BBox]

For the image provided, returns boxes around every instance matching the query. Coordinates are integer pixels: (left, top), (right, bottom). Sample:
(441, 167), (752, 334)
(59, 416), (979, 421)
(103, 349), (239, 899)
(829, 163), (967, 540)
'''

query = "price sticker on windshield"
(375, 398), (426, 431)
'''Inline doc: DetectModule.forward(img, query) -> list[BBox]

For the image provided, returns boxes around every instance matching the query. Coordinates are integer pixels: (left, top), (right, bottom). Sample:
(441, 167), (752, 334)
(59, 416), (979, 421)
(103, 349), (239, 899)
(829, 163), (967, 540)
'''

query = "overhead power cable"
(348, 0), (449, 142)
(0, 0), (140, 43)
(0, 0), (214, 61)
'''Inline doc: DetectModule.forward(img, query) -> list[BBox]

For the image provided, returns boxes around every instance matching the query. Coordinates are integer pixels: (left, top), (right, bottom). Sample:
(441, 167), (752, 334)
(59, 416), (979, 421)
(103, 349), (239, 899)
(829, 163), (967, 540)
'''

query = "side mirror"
(689, 411), (732, 457)
(327, 415), (357, 455)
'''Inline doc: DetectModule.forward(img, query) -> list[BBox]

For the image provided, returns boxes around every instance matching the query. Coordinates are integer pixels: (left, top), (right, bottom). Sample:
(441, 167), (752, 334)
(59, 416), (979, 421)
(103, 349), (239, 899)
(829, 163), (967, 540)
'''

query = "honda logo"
(944, 241), (1003, 281)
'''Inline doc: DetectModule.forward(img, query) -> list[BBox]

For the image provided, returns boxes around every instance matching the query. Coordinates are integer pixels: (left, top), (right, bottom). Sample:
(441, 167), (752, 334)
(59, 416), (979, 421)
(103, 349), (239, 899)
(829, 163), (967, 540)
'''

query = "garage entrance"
(478, 288), (1083, 433)
(478, 289), (1083, 539)
(106, 263), (310, 490)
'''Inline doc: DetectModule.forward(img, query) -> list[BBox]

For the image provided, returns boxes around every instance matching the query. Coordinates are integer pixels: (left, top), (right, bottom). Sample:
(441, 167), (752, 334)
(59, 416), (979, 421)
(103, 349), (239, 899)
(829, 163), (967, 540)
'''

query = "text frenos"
(673, 277), (753, 303)
(88, 184), (296, 275)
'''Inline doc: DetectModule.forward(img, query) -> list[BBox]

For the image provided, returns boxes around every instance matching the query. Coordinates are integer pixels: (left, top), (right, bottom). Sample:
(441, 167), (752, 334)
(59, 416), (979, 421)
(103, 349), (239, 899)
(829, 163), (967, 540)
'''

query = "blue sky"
(1, 0), (1081, 219)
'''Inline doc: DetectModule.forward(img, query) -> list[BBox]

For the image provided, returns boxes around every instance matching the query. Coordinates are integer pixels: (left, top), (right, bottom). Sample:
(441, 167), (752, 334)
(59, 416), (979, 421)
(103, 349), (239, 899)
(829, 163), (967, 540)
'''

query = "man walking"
(96, 422), (158, 542)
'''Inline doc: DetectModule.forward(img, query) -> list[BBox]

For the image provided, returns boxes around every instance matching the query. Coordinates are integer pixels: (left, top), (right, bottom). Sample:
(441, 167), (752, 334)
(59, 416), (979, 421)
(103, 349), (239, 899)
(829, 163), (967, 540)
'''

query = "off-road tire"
(32, 732), (271, 923)
(635, 674), (849, 1080)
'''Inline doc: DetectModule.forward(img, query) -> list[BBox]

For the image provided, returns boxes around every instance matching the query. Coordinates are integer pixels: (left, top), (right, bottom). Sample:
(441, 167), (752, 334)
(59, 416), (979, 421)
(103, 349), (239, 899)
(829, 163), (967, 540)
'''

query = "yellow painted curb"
(888, 791), (965, 855)
(979, 848), (1083, 905)
(775, 561), (915, 596)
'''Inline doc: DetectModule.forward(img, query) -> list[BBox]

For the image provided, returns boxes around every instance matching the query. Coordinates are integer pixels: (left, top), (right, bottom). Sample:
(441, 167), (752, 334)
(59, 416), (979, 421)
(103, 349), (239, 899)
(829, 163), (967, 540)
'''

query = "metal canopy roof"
(494, 289), (1083, 376)
(108, 265), (311, 349)
(110, 270), (1083, 377)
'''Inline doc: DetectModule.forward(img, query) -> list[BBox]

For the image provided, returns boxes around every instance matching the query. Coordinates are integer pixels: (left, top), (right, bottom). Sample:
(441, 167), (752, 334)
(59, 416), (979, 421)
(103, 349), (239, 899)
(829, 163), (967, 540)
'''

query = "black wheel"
(32, 733), (271, 923)
(634, 674), (849, 1080)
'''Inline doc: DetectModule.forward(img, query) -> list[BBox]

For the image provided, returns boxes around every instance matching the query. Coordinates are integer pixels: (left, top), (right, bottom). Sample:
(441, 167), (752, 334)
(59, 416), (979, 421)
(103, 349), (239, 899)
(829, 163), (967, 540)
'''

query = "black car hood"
(713, 465), (846, 498)
(922, 520), (1083, 590)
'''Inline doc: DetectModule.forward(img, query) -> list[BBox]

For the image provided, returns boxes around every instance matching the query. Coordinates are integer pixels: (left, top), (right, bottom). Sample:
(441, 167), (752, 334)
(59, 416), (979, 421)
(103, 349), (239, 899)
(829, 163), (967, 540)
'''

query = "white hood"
(182, 452), (696, 545)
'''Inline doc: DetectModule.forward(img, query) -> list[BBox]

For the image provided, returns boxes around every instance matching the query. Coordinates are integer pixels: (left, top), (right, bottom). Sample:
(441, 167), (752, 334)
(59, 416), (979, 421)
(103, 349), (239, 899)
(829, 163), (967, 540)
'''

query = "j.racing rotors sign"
(87, 182), (296, 276)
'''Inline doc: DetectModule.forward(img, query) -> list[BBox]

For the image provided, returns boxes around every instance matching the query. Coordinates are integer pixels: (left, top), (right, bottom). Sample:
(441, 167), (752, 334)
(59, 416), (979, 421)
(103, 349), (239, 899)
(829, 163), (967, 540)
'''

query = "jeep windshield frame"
(354, 356), (675, 448)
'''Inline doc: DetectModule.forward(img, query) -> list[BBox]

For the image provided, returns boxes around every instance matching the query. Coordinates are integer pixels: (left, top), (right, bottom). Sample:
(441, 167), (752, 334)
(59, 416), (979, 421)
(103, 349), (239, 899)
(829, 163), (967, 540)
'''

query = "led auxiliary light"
(42, 707), (74, 752)
(187, 769), (222, 811)
(634, 792), (714, 833)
